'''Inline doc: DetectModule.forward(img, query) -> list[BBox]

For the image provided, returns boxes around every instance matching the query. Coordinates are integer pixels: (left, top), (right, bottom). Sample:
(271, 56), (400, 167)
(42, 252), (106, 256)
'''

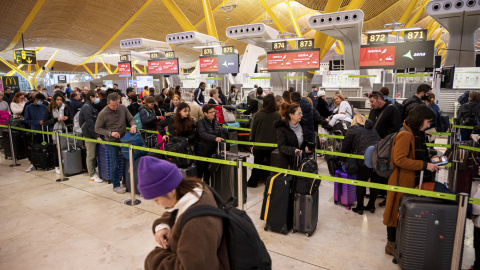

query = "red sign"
(199, 56), (218, 74)
(266, 50), (320, 71)
(359, 46), (396, 68)
(148, 59), (179, 75)
(118, 62), (132, 77)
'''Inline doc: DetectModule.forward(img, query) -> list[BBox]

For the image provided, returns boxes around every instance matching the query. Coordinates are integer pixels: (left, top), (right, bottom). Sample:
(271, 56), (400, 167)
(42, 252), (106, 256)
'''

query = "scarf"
(289, 121), (303, 147)
(52, 105), (66, 132)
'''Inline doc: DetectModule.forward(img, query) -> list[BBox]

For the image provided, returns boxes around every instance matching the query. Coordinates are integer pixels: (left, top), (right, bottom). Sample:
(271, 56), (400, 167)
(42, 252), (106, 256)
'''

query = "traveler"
(95, 93), (137, 194)
(139, 86), (149, 100)
(81, 86), (89, 102)
(316, 90), (332, 119)
(170, 94), (181, 111)
(78, 90), (102, 183)
(307, 85), (319, 109)
(288, 86), (295, 93)
(217, 86), (226, 105)
(154, 95), (167, 116)
(383, 105), (440, 256)
(182, 92), (203, 121)
(247, 84), (258, 106)
(368, 91), (401, 139)
(165, 89), (175, 105)
(227, 85), (239, 105)
(43, 92), (73, 175)
(24, 93), (47, 173)
(402, 84), (432, 119)
(458, 91), (480, 140)
(127, 94), (141, 118)
(425, 93), (440, 134)
(0, 92), (11, 114)
(122, 87), (135, 107)
(3, 87), (12, 104)
(95, 90), (108, 111)
(137, 157), (228, 270)
(244, 87), (263, 115)
(275, 95), (283, 110)
(274, 103), (314, 169)
(174, 85), (182, 96)
(248, 95), (281, 187)
(59, 85), (65, 95)
(290, 92), (314, 144)
(379, 86), (395, 105)
(328, 94), (353, 129)
(158, 102), (196, 143)
(282, 90), (291, 104)
(208, 89), (222, 105)
(340, 114), (381, 215)
(305, 97), (331, 129)
(65, 83), (73, 98)
(160, 88), (168, 100)
(112, 84), (124, 96)
(68, 92), (83, 117)
(10, 92), (27, 119)
(140, 96), (162, 131)
(194, 82), (206, 106)
(195, 104), (228, 184)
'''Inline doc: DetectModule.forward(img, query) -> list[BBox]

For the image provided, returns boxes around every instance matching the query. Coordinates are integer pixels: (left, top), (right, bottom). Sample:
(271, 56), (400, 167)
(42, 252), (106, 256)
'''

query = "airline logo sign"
(266, 50), (320, 72)
(199, 56), (218, 74)
(118, 62), (132, 77)
(148, 59), (179, 75)
(2, 76), (19, 88)
(218, 54), (239, 74)
(13, 50), (36, 65)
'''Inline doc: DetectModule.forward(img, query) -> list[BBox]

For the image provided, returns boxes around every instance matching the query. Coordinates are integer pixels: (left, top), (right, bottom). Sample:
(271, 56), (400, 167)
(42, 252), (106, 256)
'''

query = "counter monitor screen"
(199, 56), (218, 74)
(266, 49), (320, 72)
(148, 59), (179, 75)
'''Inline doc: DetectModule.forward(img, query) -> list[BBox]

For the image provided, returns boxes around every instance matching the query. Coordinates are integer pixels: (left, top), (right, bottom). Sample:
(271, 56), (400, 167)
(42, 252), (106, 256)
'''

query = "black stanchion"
(237, 159), (244, 210)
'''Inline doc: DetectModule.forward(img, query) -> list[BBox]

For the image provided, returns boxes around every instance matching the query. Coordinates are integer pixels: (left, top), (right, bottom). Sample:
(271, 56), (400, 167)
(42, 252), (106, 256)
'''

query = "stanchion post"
(237, 159), (244, 210)
(55, 132), (69, 182)
(451, 193), (469, 270)
(7, 123), (20, 167)
(124, 145), (141, 206)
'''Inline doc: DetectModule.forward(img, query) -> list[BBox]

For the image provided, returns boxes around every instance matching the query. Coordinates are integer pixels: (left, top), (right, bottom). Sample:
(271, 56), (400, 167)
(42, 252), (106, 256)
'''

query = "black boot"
(364, 203), (376, 213)
(379, 199), (386, 208)
(352, 205), (364, 215)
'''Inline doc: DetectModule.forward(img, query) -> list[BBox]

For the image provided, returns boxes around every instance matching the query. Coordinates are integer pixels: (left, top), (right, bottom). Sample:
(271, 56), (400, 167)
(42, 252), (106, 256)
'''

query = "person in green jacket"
(247, 94), (281, 187)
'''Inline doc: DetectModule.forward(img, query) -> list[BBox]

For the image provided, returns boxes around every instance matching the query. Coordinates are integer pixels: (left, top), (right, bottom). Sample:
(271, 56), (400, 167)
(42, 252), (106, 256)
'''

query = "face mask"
(421, 94), (429, 101)
(94, 98), (100, 104)
(60, 103), (65, 110)
(36, 101), (43, 105)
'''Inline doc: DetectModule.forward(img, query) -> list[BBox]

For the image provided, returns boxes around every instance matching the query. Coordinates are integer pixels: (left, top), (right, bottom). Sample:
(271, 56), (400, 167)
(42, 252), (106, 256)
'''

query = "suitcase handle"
(217, 141), (227, 160)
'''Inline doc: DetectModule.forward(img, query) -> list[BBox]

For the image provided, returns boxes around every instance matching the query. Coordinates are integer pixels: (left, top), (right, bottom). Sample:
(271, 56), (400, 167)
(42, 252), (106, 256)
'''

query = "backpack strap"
(373, 104), (392, 129)
(180, 205), (229, 230)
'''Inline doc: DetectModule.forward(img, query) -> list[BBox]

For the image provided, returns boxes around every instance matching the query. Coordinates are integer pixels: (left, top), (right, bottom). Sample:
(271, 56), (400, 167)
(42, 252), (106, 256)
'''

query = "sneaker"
(90, 174), (103, 183)
(25, 164), (36, 173)
(55, 167), (60, 175)
(113, 187), (126, 194)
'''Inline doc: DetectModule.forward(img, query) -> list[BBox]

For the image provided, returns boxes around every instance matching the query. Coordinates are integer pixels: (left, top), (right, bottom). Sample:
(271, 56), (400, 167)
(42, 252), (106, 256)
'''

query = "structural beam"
(113, 66), (119, 74)
(5, 64), (24, 76)
(82, 64), (95, 78)
(194, 0), (229, 27)
(202, 0), (218, 40)
(401, 0), (429, 37)
(162, 0), (197, 32)
(1, 0), (46, 52)
(97, 55), (112, 74)
(341, 0), (366, 10)
(259, 0), (295, 48)
(94, 62), (98, 78)
(286, 1), (302, 37)
(313, 0), (342, 59)
(132, 60), (144, 74)
(427, 22), (440, 39)
(32, 49), (59, 86)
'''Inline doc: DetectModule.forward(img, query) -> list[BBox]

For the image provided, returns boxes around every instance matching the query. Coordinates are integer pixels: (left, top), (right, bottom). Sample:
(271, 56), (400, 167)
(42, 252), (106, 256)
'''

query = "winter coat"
(298, 98), (315, 144)
(313, 109), (332, 131)
(458, 101), (480, 126)
(145, 188), (229, 270)
(68, 99), (83, 117)
(274, 119), (314, 169)
(368, 100), (402, 139)
(194, 117), (228, 157)
(139, 105), (157, 131)
(244, 96), (263, 115)
(219, 91), (227, 105)
(250, 110), (282, 150)
(94, 99), (107, 112)
(194, 88), (205, 106)
(11, 101), (27, 119)
(24, 103), (46, 131)
(185, 101), (203, 121)
(43, 104), (73, 131)
(127, 102), (141, 118)
(79, 101), (100, 139)
(157, 115), (197, 144)
(402, 95), (423, 119)
(316, 97), (332, 119)
(383, 123), (427, 228)
(227, 92), (238, 105)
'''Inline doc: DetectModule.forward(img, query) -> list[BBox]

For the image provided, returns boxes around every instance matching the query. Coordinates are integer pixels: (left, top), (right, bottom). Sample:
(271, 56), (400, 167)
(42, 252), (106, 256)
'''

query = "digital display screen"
(266, 49), (320, 72)
(148, 59), (179, 75)
(359, 41), (434, 69)
(199, 56), (218, 74)
(218, 54), (239, 74)
(359, 45), (396, 67)
(118, 62), (132, 77)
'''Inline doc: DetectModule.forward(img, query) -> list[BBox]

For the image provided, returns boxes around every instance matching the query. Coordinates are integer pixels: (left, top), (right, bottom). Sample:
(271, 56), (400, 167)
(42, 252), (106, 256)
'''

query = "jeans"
(85, 141), (97, 177)
(248, 149), (272, 185)
(105, 144), (121, 188)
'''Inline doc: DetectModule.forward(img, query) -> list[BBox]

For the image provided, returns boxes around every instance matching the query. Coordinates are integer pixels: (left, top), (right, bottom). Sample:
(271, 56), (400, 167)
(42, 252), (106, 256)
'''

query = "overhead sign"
(58, 75), (67, 83)
(404, 29), (427, 42)
(298, 39), (314, 50)
(266, 49), (320, 72)
(199, 56), (218, 74)
(148, 59), (179, 75)
(366, 33), (388, 45)
(165, 51), (175, 59)
(2, 76), (19, 88)
(120, 54), (130, 62)
(222, 46), (235, 54)
(218, 54), (239, 74)
(13, 50), (36, 65)
(118, 62), (132, 77)
(202, 48), (214, 56)
(359, 41), (435, 69)
(272, 41), (286, 51)
(149, 52), (161, 60)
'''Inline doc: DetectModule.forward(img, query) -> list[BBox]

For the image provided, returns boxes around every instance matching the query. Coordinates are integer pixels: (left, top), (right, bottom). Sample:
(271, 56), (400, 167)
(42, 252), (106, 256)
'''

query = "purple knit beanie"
(137, 156), (183, 200)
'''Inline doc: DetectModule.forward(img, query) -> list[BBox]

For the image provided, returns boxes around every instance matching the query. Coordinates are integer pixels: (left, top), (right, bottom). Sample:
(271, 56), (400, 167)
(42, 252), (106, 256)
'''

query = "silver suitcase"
(61, 130), (83, 177)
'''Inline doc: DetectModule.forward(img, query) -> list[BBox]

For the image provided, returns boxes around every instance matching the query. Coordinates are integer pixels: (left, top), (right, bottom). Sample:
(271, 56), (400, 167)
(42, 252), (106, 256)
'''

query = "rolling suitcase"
(31, 126), (55, 170)
(225, 121), (240, 154)
(179, 164), (197, 178)
(97, 144), (124, 182)
(125, 158), (141, 194)
(292, 191), (319, 237)
(261, 172), (294, 235)
(61, 130), (83, 177)
(334, 169), (357, 210)
(2, 129), (27, 160)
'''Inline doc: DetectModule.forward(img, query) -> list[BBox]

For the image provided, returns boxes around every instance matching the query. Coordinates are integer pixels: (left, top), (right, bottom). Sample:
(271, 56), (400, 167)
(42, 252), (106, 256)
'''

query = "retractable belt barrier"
(2, 124), (479, 206)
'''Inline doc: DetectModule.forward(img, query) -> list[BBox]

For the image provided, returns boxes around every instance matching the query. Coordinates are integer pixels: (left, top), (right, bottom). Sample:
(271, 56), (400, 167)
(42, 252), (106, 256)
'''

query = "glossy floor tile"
(0, 151), (475, 270)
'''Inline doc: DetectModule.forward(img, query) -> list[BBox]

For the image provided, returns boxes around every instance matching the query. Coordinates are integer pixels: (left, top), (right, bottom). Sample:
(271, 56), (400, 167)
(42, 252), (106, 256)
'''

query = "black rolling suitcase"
(31, 126), (55, 170)
(179, 164), (197, 178)
(2, 129), (27, 160)
(260, 172), (294, 235)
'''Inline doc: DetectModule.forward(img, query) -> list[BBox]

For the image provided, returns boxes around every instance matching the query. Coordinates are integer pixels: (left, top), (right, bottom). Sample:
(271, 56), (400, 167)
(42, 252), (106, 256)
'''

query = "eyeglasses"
(207, 111), (215, 114)
(293, 112), (303, 115)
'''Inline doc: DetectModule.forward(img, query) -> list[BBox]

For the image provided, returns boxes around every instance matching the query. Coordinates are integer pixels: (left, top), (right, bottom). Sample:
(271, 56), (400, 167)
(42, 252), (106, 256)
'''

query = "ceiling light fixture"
(219, 4), (237, 12)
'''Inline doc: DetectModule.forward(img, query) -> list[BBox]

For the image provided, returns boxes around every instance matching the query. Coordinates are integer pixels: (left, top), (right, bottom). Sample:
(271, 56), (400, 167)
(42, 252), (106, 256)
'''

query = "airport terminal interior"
(1, 0), (480, 269)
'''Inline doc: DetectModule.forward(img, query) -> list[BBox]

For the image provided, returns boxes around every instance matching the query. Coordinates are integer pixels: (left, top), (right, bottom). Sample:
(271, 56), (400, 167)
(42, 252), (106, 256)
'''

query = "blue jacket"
(384, 96), (396, 105)
(24, 103), (46, 131)
(68, 99), (83, 117)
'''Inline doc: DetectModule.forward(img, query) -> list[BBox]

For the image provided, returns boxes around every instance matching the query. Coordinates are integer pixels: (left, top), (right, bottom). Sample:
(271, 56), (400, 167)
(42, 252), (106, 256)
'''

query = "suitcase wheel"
(282, 230), (288, 235)
(346, 206), (351, 210)
(306, 233), (311, 237)
(334, 200), (338, 205)
(264, 226), (268, 231)
(291, 229), (296, 234)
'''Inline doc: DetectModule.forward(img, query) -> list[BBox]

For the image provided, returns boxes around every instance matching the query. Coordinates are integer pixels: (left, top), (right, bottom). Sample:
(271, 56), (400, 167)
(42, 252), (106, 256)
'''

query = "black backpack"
(164, 136), (192, 167)
(180, 186), (272, 270)
(436, 110), (450, 132)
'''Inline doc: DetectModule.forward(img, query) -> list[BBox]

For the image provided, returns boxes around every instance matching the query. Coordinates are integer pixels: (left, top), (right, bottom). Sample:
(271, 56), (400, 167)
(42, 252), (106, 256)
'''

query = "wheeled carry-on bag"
(31, 126), (55, 170)
(261, 172), (294, 235)
(97, 144), (124, 182)
(2, 129), (27, 160)
(225, 121), (240, 154)
(61, 130), (83, 177)
(334, 169), (357, 210)
(179, 164), (197, 178)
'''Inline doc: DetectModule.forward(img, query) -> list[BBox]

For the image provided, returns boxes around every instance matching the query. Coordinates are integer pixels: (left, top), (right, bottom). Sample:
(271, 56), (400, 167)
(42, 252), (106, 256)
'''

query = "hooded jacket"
(274, 119), (314, 169)
(402, 95), (424, 119)
(340, 119), (381, 158)
(79, 100), (100, 139)
(193, 87), (205, 106)
(194, 117), (228, 156)
(298, 98), (315, 143)
(368, 100), (402, 139)
(157, 115), (197, 143)
(316, 97), (332, 119)
(139, 105), (157, 131)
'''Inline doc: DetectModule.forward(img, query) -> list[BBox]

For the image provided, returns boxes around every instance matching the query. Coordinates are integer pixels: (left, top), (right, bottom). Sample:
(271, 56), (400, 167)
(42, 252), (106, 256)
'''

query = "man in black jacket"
(68, 92), (83, 117)
(244, 87), (264, 115)
(291, 92), (315, 144)
(402, 84), (431, 120)
(95, 90), (108, 112)
(193, 82), (206, 106)
(368, 91), (401, 139)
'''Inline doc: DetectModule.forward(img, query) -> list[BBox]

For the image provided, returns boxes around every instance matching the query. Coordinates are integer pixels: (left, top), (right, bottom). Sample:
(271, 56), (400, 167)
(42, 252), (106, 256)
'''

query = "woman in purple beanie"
(137, 156), (229, 270)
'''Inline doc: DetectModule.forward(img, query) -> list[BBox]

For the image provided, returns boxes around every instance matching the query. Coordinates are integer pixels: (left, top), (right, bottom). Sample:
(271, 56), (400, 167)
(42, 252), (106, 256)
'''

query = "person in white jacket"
(328, 93), (352, 127)
(10, 92), (27, 119)
(472, 183), (480, 270)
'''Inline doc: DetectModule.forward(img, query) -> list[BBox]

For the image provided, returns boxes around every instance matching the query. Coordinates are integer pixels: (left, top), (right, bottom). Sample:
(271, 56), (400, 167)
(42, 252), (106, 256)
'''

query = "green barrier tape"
(458, 144), (480, 153)
(251, 77), (270, 79)
(10, 126), (56, 135)
(318, 133), (344, 139)
(283, 76), (307, 79)
(236, 119), (250, 122)
(471, 198), (480, 205)
(225, 140), (277, 147)
(206, 78), (222, 80)
(242, 162), (458, 202)
(429, 132), (451, 136)
(396, 74), (431, 78)
(315, 149), (364, 159)
(450, 119), (454, 122)
(453, 125), (474, 130)
(58, 133), (129, 147)
(426, 143), (451, 149)
(365, 115), (369, 117)
(244, 115), (251, 117)
(236, 109), (246, 112)
(130, 145), (236, 166)
(348, 75), (377, 78)
(222, 125), (251, 132)
(0, 125), (7, 128)
(127, 127), (170, 136)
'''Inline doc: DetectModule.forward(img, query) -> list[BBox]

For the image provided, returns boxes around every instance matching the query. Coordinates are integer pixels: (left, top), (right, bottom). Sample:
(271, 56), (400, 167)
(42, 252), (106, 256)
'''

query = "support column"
(286, 1), (302, 37)
(161, 0), (197, 32)
(202, 0), (218, 40)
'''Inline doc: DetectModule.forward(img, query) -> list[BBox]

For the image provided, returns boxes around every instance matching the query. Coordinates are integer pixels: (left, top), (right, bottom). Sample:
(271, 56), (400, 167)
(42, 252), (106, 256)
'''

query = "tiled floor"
(0, 151), (475, 269)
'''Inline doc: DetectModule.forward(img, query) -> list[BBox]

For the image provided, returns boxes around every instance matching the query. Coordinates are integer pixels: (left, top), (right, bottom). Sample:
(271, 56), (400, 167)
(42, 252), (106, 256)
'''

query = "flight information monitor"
(118, 62), (132, 77)
(266, 49), (320, 72)
(148, 59), (179, 75)
(359, 41), (434, 69)
(199, 56), (218, 74)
